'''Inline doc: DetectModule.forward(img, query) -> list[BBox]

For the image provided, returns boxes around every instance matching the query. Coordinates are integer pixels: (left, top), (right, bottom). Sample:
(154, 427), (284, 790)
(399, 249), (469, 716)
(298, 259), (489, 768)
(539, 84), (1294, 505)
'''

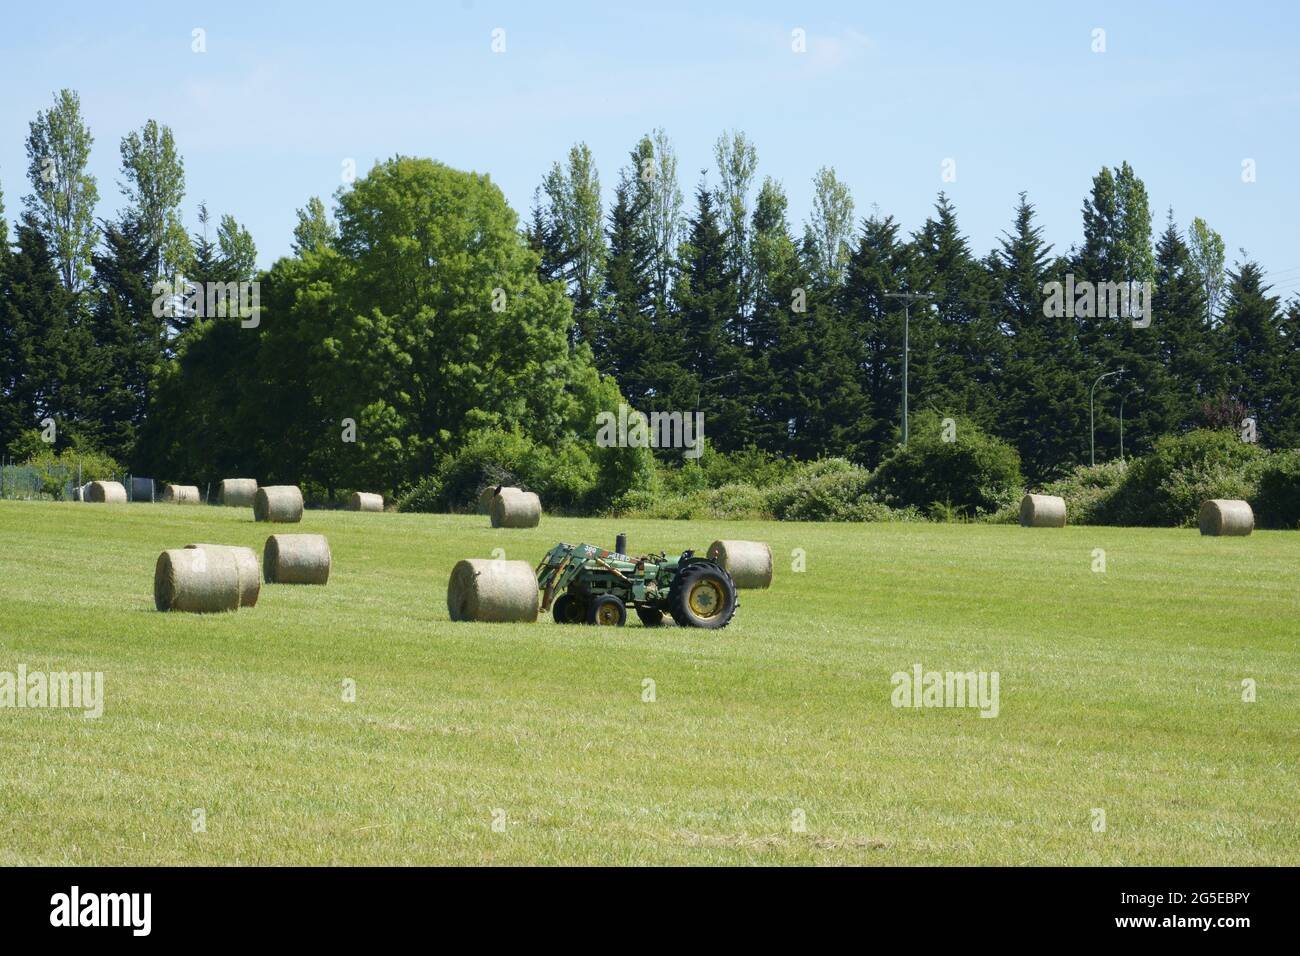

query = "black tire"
(636, 606), (664, 627)
(552, 593), (586, 625)
(587, 594), (627, 626)
(668, 562), (737, 629)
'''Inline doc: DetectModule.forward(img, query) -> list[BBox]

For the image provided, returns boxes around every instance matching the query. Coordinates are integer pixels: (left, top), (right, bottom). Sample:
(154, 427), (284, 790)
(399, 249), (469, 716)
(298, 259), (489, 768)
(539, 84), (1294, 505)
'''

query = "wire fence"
(0, 461), (76, 500)
(0, 458), (147, 502)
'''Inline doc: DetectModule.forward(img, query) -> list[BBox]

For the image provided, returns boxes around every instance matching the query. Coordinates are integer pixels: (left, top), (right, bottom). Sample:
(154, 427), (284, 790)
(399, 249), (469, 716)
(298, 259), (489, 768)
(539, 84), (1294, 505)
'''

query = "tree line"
(528, 134), (1300, 482)
(2, 89), (1297, 499)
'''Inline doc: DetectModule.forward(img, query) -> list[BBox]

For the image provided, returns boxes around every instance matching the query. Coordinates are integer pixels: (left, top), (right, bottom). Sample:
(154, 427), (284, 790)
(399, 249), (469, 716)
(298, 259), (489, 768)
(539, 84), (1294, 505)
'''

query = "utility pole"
(884, 292), (934, 446)
(1119, 385), (1142, 462)
(1090, 369), (1123, 466)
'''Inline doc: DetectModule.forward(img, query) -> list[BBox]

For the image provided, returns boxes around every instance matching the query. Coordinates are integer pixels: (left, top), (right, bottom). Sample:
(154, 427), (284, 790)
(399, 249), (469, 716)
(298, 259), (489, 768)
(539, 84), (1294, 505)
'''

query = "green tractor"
(535, 539), (738, 629)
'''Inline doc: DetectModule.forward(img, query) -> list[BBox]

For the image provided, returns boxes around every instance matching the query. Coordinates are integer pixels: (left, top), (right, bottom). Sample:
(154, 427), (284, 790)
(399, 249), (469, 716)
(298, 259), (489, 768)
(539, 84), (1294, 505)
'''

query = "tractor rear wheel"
(552, 593), (586, 625)
(668, 562), (737, 629)
(636, 606), (664, 627)
(587, 594), (627, 626)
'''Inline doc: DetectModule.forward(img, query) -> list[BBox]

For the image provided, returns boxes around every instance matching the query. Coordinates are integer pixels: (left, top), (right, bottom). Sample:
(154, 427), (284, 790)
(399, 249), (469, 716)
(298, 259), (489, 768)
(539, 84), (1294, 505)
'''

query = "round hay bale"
(218, 478), (258, 507)
(1199, 499), (1254, 536)
(489, 489), (541, 528)
(154, 547), (241, 613)
(348, 491), (384, 512)
(263, 533), (331, 585)
(162, 483), (201, 505)
(85, 480), (127, 503)
(185, 544), (260, 607)
(479, 485), (520, 515)
(707, 539), (773, 589)
(1019, 493), (1067, 528)
(447, 558), (538, 623)
(254, 485), (304, 523)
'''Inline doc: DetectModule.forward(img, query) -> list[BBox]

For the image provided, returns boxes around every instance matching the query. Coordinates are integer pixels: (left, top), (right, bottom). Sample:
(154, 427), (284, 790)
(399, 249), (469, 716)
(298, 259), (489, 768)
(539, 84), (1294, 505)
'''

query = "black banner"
(0, 866), (1287, 942)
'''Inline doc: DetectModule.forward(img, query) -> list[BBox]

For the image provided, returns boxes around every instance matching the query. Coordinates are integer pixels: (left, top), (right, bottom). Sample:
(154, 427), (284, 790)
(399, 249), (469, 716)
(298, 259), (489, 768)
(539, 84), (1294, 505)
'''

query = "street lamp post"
(884, 292), (934, 446)
(1119, 386), (1142, 462)
(1090, 369), (1123, 466)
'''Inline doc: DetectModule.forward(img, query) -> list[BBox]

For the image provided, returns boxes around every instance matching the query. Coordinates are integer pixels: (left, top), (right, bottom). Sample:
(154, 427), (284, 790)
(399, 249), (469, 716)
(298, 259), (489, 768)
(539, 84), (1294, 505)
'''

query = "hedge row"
(1033, 430), (1300, 529)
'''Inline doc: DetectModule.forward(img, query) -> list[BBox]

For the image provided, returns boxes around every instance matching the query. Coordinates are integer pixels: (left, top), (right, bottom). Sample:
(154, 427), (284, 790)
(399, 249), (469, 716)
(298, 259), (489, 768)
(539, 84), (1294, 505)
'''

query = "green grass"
(0, 500), (1296, 865)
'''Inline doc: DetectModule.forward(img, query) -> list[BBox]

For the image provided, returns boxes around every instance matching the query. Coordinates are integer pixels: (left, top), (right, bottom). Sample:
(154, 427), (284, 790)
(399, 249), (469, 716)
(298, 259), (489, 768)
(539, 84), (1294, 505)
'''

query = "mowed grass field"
(0, 499), (1296, 866)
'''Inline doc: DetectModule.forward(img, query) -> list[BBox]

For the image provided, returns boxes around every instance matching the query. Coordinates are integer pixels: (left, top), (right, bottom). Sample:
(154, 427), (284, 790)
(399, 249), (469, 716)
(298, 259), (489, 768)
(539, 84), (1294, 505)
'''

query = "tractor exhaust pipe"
(616, 532), (627, 556)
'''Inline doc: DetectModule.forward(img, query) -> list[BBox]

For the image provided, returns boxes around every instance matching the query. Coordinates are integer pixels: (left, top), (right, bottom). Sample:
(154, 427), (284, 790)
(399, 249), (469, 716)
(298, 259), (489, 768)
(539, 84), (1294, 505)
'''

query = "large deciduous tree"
(143, 157), (619, 497)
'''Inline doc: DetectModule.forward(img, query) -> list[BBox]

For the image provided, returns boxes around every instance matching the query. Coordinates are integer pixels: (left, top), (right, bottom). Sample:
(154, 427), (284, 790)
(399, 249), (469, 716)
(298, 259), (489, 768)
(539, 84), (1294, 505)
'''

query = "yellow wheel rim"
(596, 603), (620, 625)
(688, 578), (723, 618)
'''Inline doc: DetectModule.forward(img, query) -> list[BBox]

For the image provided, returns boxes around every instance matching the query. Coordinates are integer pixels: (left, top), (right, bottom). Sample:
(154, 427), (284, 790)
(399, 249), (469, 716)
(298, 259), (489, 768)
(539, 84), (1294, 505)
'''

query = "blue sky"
(2, 0), (1298, 295)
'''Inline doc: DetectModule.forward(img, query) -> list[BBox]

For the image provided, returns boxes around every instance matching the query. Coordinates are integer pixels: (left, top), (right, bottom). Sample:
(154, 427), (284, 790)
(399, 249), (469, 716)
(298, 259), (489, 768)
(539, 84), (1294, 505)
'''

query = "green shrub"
(654, 444), (794, 496)
(430, 428), (600, 513)
(396, 475), (442, 513)
(1103, 429), (1265, 526)
(1038, 460), (1129, 525)
(18, 446), (123, 500)
(7, 430), (49, 462)
(770, 466), (874, 521)
(607, 465), (923, 523)
(1251, 449), (1300, 529)
(433, 429), (538, 511)
(606, 482), (770, 521)
(592, 442), (660, 506)
(661, 457), (712, 496)
(704, 483), (774, 520)
(788, 457), (858, 482)
(870, 411), (1023, 517)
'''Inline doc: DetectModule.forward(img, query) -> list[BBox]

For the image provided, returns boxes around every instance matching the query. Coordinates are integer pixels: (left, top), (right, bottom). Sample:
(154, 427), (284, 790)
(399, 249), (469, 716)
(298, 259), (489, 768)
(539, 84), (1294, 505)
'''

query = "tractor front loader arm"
(536, 544), (584, 612)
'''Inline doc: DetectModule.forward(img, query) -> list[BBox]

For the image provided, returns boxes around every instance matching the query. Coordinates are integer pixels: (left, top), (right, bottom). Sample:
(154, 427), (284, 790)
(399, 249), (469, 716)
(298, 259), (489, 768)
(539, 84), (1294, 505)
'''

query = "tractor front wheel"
(668, 562), (737, 629)
(587, 594), (627, 626)
(553, 593), (586, 625)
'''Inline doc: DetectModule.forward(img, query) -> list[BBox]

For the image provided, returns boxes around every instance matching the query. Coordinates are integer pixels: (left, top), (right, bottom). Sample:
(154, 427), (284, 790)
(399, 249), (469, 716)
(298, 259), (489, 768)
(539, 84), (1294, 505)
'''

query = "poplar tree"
(292, 197), (337, 256)
(23, 89), (99, 295)
(119, 119), (189, 280)
(540, 143), (605, 349)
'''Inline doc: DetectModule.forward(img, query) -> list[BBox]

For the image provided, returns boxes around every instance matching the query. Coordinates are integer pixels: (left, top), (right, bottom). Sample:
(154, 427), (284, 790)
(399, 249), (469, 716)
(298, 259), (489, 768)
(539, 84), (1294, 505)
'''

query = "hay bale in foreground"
(85, 480), (127, 503)
(263, 534), (331, 584)
(185, 544), (260, 607)
(218, 478), (258, 507)
(1019, 493), (1067, 528)
(254, 485), (304, 523)
(348, 491), (384, 512)
(1199, 499), (1254, 536)
(154, 547), (241, 613)
(489, 489), (541, 528)
(707, 539), (773, 589)
(479, 485), (520, 515)
(447, 558), (538, 623)
(162, 483), (201, 505)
